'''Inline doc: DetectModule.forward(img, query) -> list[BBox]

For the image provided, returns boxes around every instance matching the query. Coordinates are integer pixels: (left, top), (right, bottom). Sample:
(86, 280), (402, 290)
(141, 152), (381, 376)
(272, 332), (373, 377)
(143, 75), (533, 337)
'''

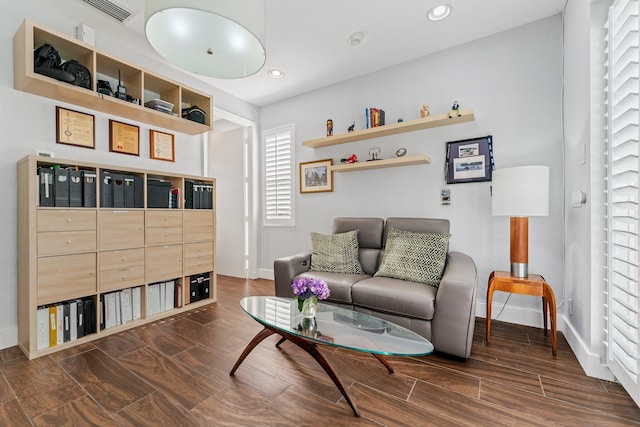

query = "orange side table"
(486, 271), (557, 356)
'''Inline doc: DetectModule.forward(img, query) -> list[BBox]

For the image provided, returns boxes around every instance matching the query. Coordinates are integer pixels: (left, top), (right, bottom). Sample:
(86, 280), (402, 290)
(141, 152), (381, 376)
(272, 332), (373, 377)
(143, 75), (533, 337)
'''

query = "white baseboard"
(0, 326), (18, 350)
(477, 302), (614, 381)
(560, 314), (614, 380)
(259, 268), (274, 280)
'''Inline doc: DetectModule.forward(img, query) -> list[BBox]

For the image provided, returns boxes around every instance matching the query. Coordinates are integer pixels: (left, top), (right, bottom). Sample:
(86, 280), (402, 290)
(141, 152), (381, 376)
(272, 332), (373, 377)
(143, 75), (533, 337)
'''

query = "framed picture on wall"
(55, 107), (95, 149)
(445, 135), (495, 184)
(109, 120), (139, 156)
(149, 129), (175, 162)
(300, 159), (333, 193)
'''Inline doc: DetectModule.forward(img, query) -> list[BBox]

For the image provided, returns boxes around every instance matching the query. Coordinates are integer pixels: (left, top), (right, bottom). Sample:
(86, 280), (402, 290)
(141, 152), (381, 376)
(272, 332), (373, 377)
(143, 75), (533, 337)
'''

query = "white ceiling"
(86, 0), (566, 107)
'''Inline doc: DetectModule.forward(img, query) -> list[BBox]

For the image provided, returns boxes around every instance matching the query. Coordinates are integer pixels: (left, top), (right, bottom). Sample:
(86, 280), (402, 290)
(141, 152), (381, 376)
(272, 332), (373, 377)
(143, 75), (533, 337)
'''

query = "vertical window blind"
(264, 125), (294, 226)
(604, 0), (639, 405)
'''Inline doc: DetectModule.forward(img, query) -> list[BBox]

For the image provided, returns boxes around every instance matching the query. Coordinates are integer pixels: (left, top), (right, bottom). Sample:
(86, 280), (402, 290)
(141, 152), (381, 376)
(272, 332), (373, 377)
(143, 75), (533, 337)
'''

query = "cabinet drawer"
(183, 256), (214, 276)
(38, 230), (96, 256)
(100, 266), (145, 293)
(183, 210), (214, 227)
(99, 211), (144, 250)
(146, 226), (182, 245)
(146, 245), (182, 283)
(37, 210), (96, 232)
(184, 241), (214, 259)
(183, 224), (214, 242)
(100, 248), (144, 271)
(146, 211), (182, 228)
(37, 253), (96, 305)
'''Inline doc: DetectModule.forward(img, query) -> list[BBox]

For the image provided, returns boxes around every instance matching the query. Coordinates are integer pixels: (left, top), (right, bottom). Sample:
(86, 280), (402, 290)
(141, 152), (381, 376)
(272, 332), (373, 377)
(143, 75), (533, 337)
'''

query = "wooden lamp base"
(510, 217), (529, 278)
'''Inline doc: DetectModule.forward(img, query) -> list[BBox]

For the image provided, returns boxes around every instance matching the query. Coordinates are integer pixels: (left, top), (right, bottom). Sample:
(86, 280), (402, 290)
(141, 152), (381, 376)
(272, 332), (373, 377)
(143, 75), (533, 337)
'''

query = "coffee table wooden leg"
(275, 337), (287, 348)
(230, 327), (276, 376)
(372, 353), (394, 373)
(285, 333), (360, 417)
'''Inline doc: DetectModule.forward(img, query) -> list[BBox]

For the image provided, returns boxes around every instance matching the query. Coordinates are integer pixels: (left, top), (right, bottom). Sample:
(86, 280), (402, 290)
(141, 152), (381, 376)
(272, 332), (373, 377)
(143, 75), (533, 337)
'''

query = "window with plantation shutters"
(604, 0), (639, 406)
(263, 125), (295, 226)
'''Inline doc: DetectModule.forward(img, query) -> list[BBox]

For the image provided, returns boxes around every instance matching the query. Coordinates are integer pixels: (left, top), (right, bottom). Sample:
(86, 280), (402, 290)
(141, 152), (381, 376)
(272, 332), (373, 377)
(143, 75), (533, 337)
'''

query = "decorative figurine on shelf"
(449, 100), (461, 118)
(420, 103), (430, 118)
(368, 147), (381, 161)
(341, 154), (359, 164)
(347, 122), (355, 132)
(326, 119), (333, 136)
(396, 147), (407, 157)
(397, 118), (404, 123)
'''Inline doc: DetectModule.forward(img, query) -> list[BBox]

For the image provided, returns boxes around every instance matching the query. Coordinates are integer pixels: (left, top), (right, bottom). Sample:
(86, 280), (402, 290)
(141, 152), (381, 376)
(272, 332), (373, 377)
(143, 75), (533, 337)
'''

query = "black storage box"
(147, 180), (171, 208)
(189, 272), (211, 303)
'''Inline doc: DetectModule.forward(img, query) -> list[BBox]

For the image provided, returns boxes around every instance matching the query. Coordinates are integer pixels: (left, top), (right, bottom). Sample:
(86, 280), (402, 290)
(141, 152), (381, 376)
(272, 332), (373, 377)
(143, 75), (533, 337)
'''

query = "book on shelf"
(132, 287), (141, 320)
(37, 306), (49, 350)
(364, 107), (385, 129)
(37, 296), (95, 351)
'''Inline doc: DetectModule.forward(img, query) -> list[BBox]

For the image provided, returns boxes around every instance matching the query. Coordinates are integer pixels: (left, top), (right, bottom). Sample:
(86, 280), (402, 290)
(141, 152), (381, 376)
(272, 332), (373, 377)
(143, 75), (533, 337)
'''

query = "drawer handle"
(66, 240), (72, 244)
(121, 276), (126, 280)
(121, 257), (126, 261)
(66, 218), (72, 223)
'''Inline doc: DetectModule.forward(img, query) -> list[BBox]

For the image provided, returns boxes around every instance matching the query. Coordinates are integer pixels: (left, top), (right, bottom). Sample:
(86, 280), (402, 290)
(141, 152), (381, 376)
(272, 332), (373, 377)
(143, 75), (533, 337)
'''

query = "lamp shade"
(492, 166), (549, 217)
(145, 0), (266, 79)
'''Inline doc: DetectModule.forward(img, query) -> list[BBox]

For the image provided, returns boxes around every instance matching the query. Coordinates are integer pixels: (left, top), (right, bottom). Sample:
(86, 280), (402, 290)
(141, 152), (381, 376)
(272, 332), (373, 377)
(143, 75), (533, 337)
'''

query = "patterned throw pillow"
(310, 230), (364, 274)
(374, 228), (449, 287)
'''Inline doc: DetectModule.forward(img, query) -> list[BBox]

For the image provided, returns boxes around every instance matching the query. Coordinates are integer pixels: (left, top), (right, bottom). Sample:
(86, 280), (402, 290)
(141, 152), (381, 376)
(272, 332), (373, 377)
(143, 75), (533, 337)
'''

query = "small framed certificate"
(56, 107), (95, 149)
(149, 129), (175, 162)
(109, 120), (139, 156)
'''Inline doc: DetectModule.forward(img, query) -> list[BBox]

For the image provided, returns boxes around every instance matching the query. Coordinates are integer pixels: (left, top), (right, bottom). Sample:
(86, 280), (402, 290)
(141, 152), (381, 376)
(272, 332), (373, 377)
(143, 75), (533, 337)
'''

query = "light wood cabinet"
(18, 155), (216, 359)
(13, 19), (212, 135)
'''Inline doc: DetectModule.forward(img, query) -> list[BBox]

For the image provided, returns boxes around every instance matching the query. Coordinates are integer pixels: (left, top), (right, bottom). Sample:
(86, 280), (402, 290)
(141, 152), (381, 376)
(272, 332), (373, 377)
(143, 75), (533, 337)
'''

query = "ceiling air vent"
(80, 0), (135, 23)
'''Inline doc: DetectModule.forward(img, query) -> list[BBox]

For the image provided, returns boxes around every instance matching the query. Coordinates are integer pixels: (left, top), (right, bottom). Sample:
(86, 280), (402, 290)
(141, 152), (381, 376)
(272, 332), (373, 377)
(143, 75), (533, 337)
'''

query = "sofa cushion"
(374, 228), (449, 287)
(296, 271), (370, 304)
(310, 230), (364, 274)
(352, 277), (437, 320)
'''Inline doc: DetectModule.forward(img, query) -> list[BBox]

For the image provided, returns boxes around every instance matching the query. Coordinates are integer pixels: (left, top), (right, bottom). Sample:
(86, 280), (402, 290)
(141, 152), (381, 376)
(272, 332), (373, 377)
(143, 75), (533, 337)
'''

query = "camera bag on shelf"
(181, 106), (206, 124)
(33, 43), (75, 84)
(61, 60), (91, 89)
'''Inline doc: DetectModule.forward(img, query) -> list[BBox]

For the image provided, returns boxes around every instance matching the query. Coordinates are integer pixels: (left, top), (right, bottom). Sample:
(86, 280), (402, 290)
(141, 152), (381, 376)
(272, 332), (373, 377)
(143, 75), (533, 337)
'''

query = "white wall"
(562, 0), (613, 380)
(259, 16), (564, 328)
(0, 1), (257, 348)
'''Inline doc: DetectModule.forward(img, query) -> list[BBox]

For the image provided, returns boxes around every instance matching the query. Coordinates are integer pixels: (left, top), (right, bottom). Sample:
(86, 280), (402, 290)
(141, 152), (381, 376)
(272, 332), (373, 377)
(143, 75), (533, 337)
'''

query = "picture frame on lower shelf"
(109, 119), (139, 156)
(445, 135), (494, 184)
(149, 129), (175, 162)
(55, 106), (95, 149)
(300, 159), (333, 193)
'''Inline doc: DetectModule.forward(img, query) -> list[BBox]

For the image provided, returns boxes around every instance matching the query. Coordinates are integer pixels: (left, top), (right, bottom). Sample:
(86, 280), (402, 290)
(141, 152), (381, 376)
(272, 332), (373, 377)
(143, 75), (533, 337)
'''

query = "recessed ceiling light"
(427, 4), (452, 21)
(268, 69), (284, 79)
(348, 32), (363, 46)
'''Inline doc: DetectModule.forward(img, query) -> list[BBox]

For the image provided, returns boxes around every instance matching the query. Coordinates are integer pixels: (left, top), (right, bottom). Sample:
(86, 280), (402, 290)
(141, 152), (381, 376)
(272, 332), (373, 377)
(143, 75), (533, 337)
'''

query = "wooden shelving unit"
(303, 109), (475, 148)
(18, 155), (216, 359)
(331, 154), (431, 172)
(13, 19), (212, 135)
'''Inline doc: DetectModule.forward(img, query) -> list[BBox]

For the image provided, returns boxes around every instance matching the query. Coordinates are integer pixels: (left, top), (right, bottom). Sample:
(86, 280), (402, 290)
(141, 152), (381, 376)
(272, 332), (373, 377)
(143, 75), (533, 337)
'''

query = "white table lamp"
(491, 165), (550, 278)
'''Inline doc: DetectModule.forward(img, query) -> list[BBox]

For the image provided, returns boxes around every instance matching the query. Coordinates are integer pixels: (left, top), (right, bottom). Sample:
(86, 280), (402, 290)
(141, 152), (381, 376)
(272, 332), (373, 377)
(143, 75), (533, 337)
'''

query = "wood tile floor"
(0, 275), (638, 426)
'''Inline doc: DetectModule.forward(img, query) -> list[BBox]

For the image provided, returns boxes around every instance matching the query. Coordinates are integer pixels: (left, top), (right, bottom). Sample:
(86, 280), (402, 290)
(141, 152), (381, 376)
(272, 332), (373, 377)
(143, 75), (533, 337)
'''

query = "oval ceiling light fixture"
(268, 69), (284, 79)
(145, 0), (266, 79)
(348, 32), (363, 46)
(427, 4), (452, 22)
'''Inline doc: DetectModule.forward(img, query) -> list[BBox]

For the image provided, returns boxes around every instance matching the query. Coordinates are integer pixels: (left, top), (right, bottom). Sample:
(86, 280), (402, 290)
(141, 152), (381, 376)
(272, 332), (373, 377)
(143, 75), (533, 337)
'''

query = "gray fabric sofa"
(273, 217), (478, 359)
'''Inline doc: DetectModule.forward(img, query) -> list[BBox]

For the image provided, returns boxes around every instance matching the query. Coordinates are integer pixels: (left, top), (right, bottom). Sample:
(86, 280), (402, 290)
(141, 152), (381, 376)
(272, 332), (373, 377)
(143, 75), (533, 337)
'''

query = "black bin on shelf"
(147, 180), (171, 208)
(189, 272), (211, 303)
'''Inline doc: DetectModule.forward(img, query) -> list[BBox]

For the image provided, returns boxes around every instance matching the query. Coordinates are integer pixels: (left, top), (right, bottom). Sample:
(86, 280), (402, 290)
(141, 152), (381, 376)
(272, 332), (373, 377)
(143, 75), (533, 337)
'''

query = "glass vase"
(301, 297), (318, 318)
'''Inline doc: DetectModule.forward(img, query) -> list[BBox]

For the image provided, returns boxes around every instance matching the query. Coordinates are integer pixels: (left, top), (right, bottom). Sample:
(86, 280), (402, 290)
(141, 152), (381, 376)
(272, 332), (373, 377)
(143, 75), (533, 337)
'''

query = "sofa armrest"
(273, 252), (312, 297)
(431, 251), (478, 359)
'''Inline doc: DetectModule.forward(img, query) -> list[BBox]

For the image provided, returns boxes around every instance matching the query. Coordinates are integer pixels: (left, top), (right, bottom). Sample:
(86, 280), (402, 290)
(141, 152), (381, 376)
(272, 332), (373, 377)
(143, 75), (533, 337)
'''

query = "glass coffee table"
(230, 296), (434, 416)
